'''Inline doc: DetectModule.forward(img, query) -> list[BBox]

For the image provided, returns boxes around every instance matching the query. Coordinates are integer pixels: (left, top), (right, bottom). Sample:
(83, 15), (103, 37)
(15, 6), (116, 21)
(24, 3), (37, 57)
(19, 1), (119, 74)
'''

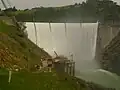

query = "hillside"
(0, 69), (78, 90)
(0, 19), (51, 70)
(2, 0), (120, 23)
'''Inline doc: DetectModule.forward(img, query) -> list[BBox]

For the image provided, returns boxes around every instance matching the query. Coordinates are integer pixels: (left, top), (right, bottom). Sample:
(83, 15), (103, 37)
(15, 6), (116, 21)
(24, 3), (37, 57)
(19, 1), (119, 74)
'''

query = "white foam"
(25, 22), (99, 71)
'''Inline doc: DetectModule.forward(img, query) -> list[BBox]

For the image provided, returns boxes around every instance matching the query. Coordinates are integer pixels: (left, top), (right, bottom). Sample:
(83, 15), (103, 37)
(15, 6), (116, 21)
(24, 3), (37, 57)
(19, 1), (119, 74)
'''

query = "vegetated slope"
(3, 0), (120, 23)
(0, 69), (111, 90)
(0, 71), (77, 90)
(0, 20), (50, 70)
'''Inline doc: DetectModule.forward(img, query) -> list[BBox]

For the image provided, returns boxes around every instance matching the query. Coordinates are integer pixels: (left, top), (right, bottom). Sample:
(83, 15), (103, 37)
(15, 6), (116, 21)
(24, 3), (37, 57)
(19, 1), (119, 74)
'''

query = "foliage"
(0, 0), (119, 23)
(0, 20), (50, 70)
(0, 70), (111, 90)
(0, 70), (78, 90)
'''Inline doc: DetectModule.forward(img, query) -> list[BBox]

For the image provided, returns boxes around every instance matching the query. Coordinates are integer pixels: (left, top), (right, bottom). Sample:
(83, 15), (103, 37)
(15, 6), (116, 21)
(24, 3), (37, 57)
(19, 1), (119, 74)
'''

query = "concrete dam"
(25, 22), (120, 89)
(25, 22), (98, 71)
(25, 22), (120, 71)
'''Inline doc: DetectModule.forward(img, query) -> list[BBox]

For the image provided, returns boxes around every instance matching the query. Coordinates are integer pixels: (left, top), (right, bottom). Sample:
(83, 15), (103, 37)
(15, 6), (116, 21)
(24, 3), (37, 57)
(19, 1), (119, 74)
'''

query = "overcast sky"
(0, 0), (120, 9)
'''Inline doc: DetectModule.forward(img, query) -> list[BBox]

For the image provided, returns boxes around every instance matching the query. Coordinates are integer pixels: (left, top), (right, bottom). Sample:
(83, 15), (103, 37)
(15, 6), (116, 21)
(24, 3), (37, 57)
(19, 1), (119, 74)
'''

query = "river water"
(25, 22), (120, 89)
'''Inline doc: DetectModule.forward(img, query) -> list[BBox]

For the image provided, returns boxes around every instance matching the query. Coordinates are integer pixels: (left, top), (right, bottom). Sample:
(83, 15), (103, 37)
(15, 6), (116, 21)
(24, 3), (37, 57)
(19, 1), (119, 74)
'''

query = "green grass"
(0, 69), (81, 90)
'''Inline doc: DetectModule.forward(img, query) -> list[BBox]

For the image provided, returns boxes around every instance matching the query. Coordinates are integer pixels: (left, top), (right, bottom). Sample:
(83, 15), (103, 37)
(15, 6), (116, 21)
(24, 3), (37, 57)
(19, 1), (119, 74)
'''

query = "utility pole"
(73, 62), (75, 76)
(1, 0), (21, 29)
(1, 0), (7, 9)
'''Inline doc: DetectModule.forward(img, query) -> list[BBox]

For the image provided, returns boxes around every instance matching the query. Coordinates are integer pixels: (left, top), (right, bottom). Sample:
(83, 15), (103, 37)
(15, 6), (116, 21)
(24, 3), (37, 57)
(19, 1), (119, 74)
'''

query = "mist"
(25, 22), (99, 72)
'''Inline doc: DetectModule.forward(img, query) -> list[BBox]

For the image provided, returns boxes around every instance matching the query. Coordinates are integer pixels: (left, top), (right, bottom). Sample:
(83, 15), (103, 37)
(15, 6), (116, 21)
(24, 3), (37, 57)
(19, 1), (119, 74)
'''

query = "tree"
(12, 6), (17, 12)
(24, 9), (29, 11)
(74, 3), (78, 6)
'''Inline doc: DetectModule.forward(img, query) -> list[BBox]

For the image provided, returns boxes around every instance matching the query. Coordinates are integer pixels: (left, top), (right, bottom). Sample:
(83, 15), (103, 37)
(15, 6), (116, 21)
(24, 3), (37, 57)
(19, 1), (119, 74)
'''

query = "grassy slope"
(0, 69), (112, 90)
(0, 69), (81, 90)
(0, 20), (50, 69)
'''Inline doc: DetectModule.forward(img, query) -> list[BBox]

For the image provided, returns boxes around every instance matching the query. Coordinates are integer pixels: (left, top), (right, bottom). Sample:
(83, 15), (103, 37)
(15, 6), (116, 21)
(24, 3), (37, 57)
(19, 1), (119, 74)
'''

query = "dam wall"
(25, 22), (98, 71)
(95, 22), (120, 75)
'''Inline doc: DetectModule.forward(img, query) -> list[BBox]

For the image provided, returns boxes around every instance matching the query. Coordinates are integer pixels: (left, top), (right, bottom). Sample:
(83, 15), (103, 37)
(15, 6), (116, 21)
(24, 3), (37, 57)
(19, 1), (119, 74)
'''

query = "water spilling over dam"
(25, 22), (120, 89)
(25, 22), (99, 71)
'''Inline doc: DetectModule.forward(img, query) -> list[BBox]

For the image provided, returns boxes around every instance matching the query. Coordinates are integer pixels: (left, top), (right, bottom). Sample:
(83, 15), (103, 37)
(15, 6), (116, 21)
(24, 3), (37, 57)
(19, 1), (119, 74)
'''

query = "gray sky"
(0, 0), (120, 9)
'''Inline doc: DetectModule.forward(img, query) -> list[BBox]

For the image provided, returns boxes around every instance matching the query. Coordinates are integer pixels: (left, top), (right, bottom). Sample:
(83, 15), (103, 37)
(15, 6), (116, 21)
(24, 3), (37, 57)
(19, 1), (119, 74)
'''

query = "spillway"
(25, 22), (98, 71)
(25, 22), (120, 89)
